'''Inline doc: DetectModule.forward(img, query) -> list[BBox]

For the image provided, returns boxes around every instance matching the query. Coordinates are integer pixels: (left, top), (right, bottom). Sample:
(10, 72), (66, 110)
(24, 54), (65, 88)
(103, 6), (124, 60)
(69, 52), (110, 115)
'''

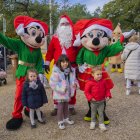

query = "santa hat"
(73, 18), (113, 46)
(60, 15), (73, 27)
(58, 14), (75, 40)
(14, 16), (48, 36)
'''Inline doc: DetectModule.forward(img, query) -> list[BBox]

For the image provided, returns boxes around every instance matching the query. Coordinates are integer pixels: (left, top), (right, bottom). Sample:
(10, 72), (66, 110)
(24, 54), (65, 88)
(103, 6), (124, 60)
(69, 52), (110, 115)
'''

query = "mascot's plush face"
(81, 29), (109, 51)
(21, 26), (45, 49)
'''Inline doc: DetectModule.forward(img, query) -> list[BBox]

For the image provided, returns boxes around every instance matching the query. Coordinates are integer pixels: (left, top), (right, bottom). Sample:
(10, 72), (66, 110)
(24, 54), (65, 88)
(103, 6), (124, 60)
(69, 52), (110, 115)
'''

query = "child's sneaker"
(126, 89), (131, 95)
(99, 123), (107, 131)
(90, 122), (96, 130)
(31, 123), (36, 129)
(58, 121), (65, 130)
(64, 118), (74, 125)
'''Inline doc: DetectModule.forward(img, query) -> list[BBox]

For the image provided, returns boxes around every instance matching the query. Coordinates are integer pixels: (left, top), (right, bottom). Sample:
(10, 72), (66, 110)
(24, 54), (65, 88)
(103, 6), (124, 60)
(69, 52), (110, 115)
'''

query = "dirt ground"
(0, 67), (140, 140)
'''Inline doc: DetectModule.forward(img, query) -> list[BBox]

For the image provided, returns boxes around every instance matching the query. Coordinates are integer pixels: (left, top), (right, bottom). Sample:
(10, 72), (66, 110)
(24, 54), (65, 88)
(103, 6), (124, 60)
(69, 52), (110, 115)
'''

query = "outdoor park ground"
(0, 66), (140, 140)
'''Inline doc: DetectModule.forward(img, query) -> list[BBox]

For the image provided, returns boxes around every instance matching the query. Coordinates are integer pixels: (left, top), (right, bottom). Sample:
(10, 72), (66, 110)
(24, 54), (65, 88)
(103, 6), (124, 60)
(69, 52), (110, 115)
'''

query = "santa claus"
(45, 15), (79, 116)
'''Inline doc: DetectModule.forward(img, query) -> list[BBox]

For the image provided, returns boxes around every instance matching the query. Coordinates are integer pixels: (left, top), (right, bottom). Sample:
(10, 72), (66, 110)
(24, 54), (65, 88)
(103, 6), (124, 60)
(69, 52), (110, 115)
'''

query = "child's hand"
(106, 97), (110, 102)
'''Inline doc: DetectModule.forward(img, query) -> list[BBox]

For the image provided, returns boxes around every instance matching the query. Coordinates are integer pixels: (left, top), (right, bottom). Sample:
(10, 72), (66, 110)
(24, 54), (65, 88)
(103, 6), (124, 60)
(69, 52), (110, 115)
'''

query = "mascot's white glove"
(78, 63), (88, 73)
(123, 29), (136, 38)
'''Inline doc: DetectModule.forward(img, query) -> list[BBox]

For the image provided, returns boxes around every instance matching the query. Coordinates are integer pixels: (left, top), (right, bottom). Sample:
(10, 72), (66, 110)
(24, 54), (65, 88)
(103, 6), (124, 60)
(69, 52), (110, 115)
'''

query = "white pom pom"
(16, 28), (24, 36)
(16, 24), (25, 36)
(73, 33), (81, 47)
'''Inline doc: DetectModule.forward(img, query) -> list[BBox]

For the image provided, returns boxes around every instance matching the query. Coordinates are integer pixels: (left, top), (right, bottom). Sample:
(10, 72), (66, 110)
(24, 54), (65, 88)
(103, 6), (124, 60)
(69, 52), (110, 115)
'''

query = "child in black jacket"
(22, 69), (48, 128)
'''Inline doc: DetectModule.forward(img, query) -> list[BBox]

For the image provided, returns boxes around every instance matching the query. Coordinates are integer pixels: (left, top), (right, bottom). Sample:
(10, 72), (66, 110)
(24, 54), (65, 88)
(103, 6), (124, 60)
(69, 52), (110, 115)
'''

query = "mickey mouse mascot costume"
(0, 15), (48, 130)
(73, 18), (135, 124)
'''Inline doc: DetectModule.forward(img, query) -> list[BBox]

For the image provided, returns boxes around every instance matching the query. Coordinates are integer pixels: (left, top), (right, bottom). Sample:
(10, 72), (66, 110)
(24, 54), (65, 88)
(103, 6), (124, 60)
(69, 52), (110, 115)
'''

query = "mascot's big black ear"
(103, 31), (107, 37)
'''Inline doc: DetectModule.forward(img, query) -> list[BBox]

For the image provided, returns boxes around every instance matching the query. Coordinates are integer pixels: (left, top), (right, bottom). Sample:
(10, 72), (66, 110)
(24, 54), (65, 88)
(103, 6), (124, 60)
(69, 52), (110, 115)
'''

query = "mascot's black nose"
(92, 37), (100, 46)
(35, 36), (42, 43)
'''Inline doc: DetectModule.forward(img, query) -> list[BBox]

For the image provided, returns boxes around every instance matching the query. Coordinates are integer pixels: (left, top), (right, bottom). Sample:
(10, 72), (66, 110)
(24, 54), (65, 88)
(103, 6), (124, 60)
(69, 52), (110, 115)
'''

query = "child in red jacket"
(84, 66), (112, 131)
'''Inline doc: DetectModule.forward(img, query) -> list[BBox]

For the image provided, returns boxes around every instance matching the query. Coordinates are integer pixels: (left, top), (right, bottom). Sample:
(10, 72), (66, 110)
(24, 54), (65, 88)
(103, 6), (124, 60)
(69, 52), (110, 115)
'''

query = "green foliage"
(0, 0), (140, 36)
(101, 0), (140, 31)
(1, 0), (140, 37)
(59, 4), (92, 24)
(0, 0), (93, 38)
(92, 7), (101, 18)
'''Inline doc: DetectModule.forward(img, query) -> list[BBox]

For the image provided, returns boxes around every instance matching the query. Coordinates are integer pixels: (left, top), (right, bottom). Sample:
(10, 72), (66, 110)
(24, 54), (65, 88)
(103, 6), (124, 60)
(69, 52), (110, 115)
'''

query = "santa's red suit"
(46, 35), (79, 66)
(45, 15), (79, 108)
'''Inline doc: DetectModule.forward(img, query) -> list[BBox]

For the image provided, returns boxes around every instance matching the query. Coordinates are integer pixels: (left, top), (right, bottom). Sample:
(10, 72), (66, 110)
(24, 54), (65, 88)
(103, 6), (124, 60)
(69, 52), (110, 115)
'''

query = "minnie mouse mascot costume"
(0, 15), (48, 130)
(73, 18), (135, 124)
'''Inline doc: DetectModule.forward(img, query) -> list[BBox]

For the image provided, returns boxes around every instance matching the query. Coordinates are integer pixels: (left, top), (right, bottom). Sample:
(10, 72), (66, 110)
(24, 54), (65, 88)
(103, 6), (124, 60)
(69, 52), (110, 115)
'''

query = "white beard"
(56, 26), (73, 49)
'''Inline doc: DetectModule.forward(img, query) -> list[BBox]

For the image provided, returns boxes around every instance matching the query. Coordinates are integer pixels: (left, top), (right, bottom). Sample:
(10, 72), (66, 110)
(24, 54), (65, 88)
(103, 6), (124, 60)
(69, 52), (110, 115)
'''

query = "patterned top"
(49, 66), (78, 101)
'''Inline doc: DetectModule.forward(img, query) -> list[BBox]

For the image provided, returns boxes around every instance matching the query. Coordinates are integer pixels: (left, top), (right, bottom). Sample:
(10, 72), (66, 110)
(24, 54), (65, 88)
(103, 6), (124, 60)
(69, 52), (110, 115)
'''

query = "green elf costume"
(73, 18), (135, 124)
(0, 16), (48, 130)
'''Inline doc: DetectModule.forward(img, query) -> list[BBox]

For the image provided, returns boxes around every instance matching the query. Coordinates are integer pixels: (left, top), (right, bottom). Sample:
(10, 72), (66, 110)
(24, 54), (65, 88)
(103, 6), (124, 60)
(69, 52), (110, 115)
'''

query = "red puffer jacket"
(84, 77), (112, 101)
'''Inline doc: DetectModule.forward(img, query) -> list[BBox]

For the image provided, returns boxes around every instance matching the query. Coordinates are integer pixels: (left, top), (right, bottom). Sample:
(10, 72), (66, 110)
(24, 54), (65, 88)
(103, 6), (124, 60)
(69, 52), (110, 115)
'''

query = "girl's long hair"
(56, 54), (72, 72)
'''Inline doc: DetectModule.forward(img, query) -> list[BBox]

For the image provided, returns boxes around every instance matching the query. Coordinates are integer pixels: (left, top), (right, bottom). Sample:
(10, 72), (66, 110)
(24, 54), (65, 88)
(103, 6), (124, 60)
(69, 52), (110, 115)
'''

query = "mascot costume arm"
(105, 29), (136, 57)
(76, 30), (135, 67)
(104, 41), (123, 57)
(0, 33), (21, 52)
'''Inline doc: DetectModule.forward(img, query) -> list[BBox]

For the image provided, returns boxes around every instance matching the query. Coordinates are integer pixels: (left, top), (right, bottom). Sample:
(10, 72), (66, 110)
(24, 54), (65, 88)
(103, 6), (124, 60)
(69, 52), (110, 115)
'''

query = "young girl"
(84, 66), (112, 131)
(49, 54), (78, 130)
(22, 69), (48, 128)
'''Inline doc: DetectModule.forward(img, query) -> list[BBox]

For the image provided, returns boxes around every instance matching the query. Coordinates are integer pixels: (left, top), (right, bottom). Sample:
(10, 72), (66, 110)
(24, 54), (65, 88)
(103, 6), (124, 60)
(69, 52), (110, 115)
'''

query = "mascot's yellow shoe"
(111, 68), (116, 72)
(104, 120), (110, 125)
(84, 116), (91, 121)
(96, 114), (110, 125)
(117, 68), (123, 73)
(84, 115), (110, 125)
